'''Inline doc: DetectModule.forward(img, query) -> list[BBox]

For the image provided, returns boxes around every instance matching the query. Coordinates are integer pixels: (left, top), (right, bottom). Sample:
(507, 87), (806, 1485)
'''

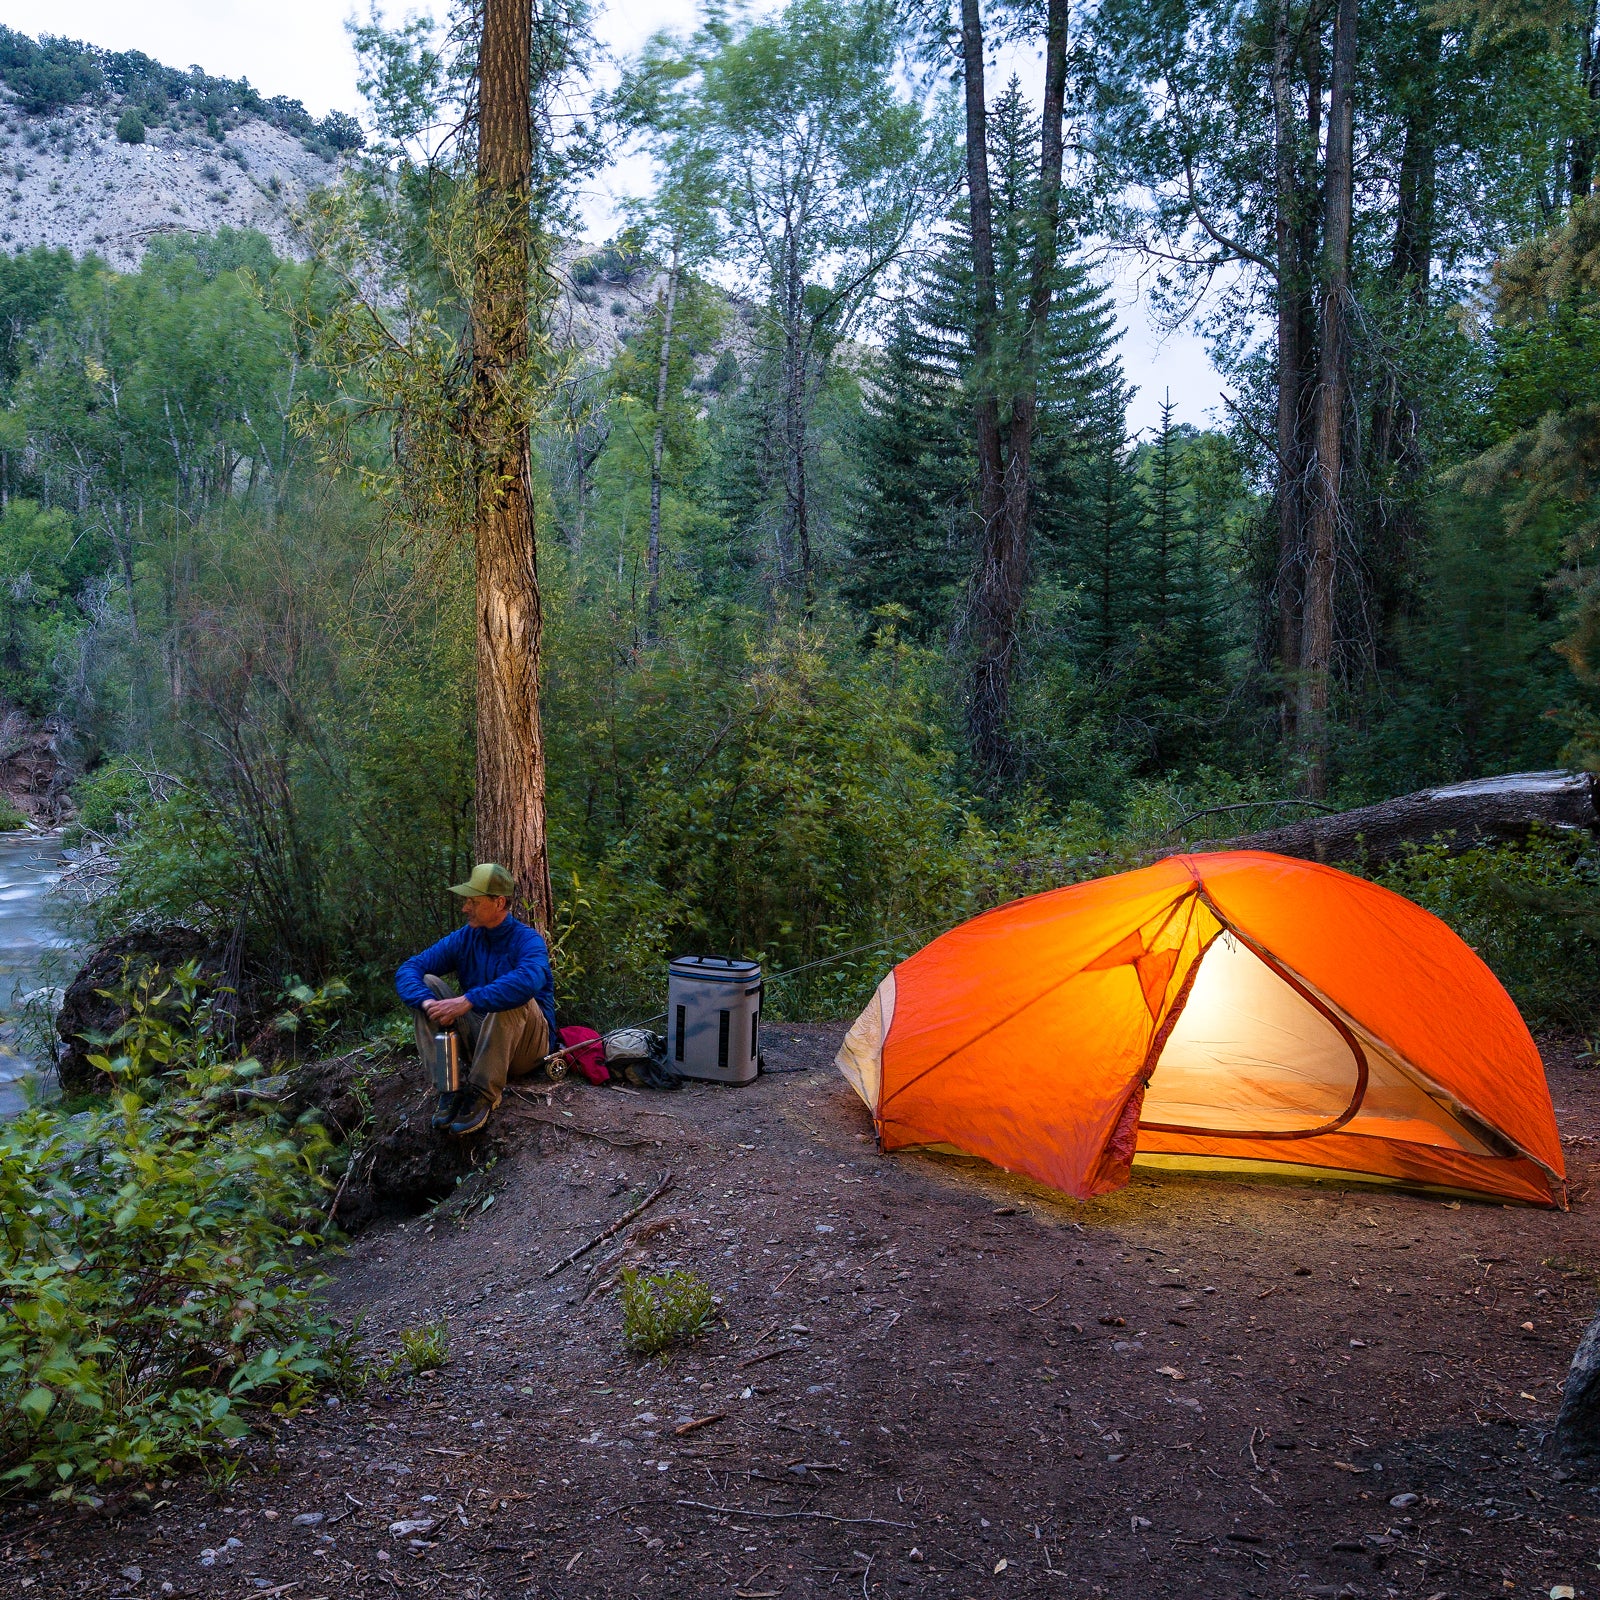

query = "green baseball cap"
(448, 862), (517, 898)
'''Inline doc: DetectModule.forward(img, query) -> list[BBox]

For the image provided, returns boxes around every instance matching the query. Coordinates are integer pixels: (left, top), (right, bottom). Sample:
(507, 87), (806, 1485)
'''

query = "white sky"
(4, 0), (1225, 432)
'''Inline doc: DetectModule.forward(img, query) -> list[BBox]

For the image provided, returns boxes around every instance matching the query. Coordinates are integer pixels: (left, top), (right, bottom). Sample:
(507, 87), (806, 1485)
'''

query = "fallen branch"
(674, 1500), (914, 1529)
(674, 1413), (725, 1437)
(543, 1171), (674, 1278)
(738, 1343), (801, 1369)
(504, 1094), (651, 1149)
(325, 1151), (361, 1225)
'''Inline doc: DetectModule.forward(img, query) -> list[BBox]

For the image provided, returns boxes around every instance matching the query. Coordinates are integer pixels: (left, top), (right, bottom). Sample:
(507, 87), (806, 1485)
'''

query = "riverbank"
(0, 830), (73, 1115)
(8, 1025), (1600, 1597)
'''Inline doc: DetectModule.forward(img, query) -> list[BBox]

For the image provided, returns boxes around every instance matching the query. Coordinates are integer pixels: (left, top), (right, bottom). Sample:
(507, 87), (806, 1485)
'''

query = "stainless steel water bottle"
(430, 1030), (460, 1093)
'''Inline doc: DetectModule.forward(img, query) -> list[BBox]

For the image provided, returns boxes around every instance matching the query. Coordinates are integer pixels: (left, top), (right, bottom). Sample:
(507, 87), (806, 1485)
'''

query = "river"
(0, 831), (76, 1114)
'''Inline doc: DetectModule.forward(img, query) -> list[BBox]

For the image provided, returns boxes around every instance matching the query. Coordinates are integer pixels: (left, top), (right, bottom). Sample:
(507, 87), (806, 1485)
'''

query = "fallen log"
(1189, 770), (1599, 867)
(1556, 1308), (1600, 1463)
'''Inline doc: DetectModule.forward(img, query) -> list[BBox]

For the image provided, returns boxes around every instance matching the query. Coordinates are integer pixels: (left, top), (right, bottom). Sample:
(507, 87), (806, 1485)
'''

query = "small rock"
(292, 1512), (324, 1526)
(1350, 1339), (1367, 1348)
(908, 1548), (924, 1562)
(1551, 1587), (1576, 1599)
(1389, 1493), (1418, 1509)
(1522, 1321), (1536, 1332)
(119, 1568), (142, 1583)
(261, 1510), (279, 1521)
(388, 1518), (436, 1538)
(376, 1549), (390, 1562)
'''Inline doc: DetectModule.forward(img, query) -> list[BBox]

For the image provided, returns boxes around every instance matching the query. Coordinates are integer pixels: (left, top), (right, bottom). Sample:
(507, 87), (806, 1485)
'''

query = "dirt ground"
(11, 1025), (1600, 1599)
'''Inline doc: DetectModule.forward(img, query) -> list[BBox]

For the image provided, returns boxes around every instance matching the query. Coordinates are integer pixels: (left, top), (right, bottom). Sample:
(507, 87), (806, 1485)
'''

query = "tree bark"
(965, 0), (1069, 784)
(647, 240), (681, 631)
(1296, 0), (1357, 798)
(471, 0), (553, 930)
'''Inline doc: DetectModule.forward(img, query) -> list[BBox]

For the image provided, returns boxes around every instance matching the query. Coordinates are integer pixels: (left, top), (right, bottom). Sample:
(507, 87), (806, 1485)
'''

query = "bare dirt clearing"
(11, 1027), (1600, 1598)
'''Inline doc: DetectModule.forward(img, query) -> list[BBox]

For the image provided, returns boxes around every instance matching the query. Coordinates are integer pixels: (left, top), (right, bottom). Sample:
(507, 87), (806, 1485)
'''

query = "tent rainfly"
(836, 852), (1565, 1207)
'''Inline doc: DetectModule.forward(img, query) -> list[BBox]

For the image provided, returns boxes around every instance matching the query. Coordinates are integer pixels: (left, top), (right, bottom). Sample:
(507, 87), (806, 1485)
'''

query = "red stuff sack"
(558, 1024), (607, 1084)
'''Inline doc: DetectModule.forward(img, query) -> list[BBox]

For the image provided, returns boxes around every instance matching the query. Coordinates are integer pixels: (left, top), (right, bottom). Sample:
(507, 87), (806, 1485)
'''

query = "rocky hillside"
(0, 27), (361, 266)
(0, 104), (345, 267)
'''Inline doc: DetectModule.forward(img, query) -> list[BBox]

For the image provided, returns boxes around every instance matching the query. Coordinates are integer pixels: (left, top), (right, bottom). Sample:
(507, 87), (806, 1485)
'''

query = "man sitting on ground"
(395, 863), (556, 1137)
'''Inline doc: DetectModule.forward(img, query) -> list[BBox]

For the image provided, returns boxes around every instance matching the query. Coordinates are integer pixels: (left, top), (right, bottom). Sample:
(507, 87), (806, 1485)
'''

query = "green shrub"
(0, 797), (24, 831)
(0, 970), (335, 1493)
(115, 108), (145, 144)
(396, 1319), (449, 1373)
(618, 1267), (715, 1356)
(1368, 831), (1600, 1030)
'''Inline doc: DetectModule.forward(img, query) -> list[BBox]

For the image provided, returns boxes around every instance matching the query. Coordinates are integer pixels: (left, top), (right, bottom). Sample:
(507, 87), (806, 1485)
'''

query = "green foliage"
(1369, 831), (1600, 1029)
(0, 970), (334, 1492)
(0, 798), (24, 831)
(68, 756), (157, 841)
(0, 499), (105, 715)
(114, 108), (145, 144)
(270, 975), (354, 1052)
(0, 28), (102, 113)
(618, 1267), (714, 1355)
(395, 1319), (449, 1373)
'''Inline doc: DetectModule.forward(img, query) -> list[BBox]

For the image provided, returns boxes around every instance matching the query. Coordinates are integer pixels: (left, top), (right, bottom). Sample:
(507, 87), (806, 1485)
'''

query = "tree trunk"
(1271, 0), (1305, 743)
(647, 240), (681, 631)
(776, 222), (814, 603)
(966, 0), (1068, 784)
(1571, 0), (1600, 204)
(1363, 26), (1438, 671)
(471, 0), (553, 931)
(1296, 0), (1358, 798)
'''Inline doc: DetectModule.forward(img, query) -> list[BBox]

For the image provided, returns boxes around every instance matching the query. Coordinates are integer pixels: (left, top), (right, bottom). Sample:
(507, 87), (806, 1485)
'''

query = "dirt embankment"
(9, 1027), (1600, 1598)
(0, 709), (70, 826)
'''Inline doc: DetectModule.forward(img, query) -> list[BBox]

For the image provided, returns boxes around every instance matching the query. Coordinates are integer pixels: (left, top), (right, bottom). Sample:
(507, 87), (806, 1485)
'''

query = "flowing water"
(0, 831), (76, 1115)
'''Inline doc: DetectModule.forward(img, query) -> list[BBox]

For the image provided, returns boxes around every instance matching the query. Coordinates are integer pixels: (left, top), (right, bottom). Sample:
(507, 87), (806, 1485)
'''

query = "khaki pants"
(412, 974), (550, 1109)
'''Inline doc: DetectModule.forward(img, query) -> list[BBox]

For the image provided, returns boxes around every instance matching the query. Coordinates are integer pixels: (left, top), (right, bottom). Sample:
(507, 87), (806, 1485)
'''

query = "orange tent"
(835, 852), (1565, 1207)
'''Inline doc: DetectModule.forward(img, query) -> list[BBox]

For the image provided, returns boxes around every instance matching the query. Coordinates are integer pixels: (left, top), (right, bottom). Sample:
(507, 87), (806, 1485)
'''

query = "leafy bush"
(618, 1267), (715, 1356)
(0, 968), (335, 1492)
(0, 797), (23, 831)
(115, 108), (144, 144)
(1369, 831), (1600, 1030)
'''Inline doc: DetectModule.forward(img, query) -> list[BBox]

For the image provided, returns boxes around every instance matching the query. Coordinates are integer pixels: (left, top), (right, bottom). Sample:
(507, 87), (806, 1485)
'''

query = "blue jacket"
(395, 916), (557, 1035)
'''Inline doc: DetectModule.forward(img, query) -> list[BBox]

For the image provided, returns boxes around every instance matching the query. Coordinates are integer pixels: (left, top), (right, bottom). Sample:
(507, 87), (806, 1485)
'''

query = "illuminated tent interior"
(835, 852), (1565, 1207)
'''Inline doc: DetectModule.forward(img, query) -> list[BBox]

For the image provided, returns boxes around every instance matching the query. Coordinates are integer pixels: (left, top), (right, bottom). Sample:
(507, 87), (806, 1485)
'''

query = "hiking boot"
(448, 1087), (493, 1137)
(430, 1090), (461, 1132)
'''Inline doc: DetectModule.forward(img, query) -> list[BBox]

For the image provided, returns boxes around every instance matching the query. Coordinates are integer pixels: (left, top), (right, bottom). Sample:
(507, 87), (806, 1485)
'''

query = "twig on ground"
(543, 1171), (674, 1278)
(674, 1501), (914, 1529)
(1027, 1289), (1062, 1314)
(772, 1261), (801, 1291)
(738, 1344), (799, 1370)
(674, 1413), (725, 1436)
(504, 1094), (651, 1149)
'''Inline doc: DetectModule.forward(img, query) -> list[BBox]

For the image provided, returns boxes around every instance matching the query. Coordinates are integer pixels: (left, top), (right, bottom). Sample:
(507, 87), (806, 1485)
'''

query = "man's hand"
(423, 995), (473, 1025)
